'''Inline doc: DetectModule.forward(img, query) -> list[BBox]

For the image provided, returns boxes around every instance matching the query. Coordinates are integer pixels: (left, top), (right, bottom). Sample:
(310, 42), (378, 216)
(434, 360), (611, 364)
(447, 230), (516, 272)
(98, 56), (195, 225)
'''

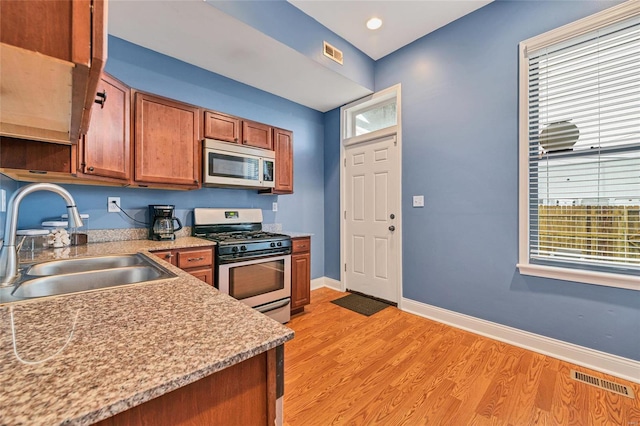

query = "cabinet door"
(204, 111), (241, 143)
(273, 128), (293, 194)
(80, 73), (130, 181)
(152, 250), (177, 266)
(242, 120), (273, 150)
(134, 92), (201, 188)
(291, 252), (310, 311)
(186, 268), (214, 286)
(0, 0), (106, 144)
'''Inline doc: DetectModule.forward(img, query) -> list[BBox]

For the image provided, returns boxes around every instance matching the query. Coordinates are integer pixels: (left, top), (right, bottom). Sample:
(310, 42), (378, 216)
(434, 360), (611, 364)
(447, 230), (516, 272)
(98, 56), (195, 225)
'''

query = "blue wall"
(369, 0), (638, 360)
(323, 108), (341, 281)
(12, 36), (325, 279)
(210, 0), (375, 91)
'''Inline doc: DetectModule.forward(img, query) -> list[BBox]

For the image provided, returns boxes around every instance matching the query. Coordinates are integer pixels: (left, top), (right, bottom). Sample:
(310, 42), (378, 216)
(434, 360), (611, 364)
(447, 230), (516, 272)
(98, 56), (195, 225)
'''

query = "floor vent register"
(570, 370), (634, 398)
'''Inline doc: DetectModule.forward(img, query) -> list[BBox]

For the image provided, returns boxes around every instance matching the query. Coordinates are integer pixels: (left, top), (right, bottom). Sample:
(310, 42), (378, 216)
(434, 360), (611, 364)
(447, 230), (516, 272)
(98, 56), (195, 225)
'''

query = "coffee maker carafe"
(149, 205), (182, 241)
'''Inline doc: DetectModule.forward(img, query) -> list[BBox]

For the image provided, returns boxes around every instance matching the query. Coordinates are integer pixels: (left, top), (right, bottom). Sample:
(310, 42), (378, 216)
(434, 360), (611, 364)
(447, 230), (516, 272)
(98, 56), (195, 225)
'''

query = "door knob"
(388, 225), (395, 231)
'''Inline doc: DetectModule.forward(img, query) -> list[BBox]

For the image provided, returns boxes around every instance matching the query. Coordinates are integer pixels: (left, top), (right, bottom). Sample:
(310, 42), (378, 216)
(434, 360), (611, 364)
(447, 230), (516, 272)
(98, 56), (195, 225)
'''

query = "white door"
(344, 134), (399, 302)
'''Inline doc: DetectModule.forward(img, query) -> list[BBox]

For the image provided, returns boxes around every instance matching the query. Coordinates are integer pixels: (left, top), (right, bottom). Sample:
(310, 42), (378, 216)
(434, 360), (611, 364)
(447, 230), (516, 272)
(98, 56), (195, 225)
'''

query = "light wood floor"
(283, 287), (640, 425)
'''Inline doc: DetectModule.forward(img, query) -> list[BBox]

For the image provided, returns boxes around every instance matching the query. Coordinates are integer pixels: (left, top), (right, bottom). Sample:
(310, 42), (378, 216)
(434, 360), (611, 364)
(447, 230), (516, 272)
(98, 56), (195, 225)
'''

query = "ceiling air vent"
(323, 41), (343, 65)
(570, 370), (634, 398)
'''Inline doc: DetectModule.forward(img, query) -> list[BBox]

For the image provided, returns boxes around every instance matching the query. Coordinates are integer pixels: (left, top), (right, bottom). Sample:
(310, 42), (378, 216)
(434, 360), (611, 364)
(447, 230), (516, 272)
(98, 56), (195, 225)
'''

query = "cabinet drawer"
(152, 250), (177, 266)
(291, 237), (310, 254)
(177, 249), (213, 269)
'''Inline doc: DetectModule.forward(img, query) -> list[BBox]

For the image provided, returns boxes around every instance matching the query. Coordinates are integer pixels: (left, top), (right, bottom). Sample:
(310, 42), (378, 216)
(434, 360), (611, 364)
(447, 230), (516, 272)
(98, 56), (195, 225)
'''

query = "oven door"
(218, 254), (291, 310)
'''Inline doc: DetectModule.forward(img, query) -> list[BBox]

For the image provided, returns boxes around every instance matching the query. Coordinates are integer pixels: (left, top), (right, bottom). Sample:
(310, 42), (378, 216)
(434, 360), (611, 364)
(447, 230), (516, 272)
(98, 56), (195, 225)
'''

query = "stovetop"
(200, 231), (289, 245)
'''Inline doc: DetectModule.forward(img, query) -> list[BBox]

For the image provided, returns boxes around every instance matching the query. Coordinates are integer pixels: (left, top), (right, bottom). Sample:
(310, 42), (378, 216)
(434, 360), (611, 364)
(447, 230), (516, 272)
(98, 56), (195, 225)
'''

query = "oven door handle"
(255, 298), (290, 313)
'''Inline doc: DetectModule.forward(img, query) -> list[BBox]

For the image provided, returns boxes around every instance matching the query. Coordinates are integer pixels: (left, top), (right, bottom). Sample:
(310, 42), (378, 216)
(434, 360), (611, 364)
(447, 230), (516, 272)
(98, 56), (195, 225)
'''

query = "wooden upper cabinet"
(79, 73), (130, 182)
(133, 92), (201, 189)
(260, 128), (293, 195)
(273, 128), (293, 194)
(0, 0), (107, 144)
(243, 120), (273, 150)
(204, 111), (241, 143)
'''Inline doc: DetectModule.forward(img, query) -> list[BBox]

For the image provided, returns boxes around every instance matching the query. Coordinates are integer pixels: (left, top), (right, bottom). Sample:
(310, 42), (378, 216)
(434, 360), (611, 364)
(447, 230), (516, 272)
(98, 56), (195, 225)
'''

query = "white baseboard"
(310, 277), (342, 291)
(402, 297), (640, 384)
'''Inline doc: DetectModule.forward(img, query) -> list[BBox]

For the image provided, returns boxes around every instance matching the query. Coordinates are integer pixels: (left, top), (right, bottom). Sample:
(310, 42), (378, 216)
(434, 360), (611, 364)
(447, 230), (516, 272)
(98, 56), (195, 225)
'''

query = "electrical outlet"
(412, 195), (424, 208)
(108, 197), (121, 213)
(272, 202), (278, 212)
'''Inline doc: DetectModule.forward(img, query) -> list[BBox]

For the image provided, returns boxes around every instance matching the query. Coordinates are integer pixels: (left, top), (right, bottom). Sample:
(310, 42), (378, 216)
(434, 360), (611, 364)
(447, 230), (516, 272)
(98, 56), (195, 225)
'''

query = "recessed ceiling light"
(366, 17), (382, 30)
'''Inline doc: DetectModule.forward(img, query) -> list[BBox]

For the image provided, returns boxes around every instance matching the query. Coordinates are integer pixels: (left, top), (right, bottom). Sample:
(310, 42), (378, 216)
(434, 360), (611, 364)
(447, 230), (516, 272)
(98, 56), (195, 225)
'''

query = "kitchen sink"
(26, 254), (151, 276)
(12, 266), (173, 299)
(0, 254), (176, 304)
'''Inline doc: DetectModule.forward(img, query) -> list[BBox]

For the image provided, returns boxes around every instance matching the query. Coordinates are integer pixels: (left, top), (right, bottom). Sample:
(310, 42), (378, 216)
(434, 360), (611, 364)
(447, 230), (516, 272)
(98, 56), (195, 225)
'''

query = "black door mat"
(331, 293), (393, 316)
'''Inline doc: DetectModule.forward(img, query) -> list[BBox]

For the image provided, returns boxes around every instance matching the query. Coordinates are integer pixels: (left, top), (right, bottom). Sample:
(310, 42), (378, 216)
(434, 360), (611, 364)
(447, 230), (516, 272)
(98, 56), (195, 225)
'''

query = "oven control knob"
(232, 247), (239, 253)
(277, 242), (282, 247)
(240, 245), (247, 251)
(270, 242), (276, 248)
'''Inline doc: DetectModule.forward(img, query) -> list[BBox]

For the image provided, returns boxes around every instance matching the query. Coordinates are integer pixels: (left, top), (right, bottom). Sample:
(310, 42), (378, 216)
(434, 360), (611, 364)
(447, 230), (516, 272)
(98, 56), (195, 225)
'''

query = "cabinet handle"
(188, 257), (205, 262)
(234, 138), (238, 142)
(164, 254), (173, 259)
(243, 140), (247, 144)
(87, 166), (94, 172)
(94, 90), (107, 108)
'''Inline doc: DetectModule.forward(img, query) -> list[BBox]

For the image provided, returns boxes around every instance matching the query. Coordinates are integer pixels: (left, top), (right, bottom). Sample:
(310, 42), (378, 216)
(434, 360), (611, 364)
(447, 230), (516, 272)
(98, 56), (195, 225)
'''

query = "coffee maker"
(149, 205), (183, 241)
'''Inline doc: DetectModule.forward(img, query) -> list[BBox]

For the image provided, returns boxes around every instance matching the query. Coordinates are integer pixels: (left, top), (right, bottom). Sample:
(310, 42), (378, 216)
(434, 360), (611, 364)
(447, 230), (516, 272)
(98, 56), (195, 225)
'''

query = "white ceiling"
(109, 1), (492, 112)
(288, 0), (493, 60)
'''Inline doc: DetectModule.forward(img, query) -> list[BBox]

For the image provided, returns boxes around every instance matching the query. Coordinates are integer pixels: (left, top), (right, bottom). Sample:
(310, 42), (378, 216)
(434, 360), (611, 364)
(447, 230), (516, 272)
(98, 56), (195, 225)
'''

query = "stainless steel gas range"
(193, 208), (292, 323)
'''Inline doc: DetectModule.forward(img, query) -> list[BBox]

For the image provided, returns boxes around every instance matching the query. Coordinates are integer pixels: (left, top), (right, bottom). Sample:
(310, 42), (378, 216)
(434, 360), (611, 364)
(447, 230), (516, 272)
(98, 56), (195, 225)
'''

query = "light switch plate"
(272, 202), (278, 212)
(412, 195), (424, 208)
(0, 189), (5, 212)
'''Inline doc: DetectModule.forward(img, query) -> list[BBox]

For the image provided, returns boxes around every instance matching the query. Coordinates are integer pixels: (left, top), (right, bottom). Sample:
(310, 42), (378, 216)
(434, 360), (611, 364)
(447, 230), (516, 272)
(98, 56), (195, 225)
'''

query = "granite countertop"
(281, 231), (313, 238)
(0, 238), (294, 425)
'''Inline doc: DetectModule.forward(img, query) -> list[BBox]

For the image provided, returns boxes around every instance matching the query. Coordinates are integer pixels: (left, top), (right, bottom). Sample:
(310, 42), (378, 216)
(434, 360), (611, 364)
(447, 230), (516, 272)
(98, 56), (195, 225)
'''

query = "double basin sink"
(0, 254), (176, 304)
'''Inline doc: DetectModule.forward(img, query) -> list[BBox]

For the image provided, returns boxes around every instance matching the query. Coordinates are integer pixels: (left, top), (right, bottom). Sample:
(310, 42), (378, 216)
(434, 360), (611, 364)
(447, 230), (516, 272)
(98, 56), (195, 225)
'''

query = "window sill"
(517, 263), (640, 291)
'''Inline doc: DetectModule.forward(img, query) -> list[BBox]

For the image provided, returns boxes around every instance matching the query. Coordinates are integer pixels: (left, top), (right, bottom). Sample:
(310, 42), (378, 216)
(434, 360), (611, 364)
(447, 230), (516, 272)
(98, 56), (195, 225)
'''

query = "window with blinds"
(519, 3), (640, 285)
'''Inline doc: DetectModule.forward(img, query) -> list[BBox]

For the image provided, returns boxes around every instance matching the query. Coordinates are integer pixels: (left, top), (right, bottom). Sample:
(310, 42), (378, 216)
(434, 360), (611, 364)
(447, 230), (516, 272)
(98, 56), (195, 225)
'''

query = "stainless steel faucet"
(0, 183), (83, 286)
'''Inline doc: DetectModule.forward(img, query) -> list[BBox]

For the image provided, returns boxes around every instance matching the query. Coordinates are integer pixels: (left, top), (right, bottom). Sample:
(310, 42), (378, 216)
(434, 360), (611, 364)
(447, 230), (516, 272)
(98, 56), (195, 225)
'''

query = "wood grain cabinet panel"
(242, 120), (273, 150)
(176, 248), (213, 270)
(273, 128), (293, 194)
(95, 348), (277, 426)
(259, 128), (294, 195)
(78, 73), (130, 182)
(0, 0), (106, 144)
(134, 92), (201, 189)
(291, 237), (311, 315)
(152, 246), (214, 286)
(204, 111), (241, 143)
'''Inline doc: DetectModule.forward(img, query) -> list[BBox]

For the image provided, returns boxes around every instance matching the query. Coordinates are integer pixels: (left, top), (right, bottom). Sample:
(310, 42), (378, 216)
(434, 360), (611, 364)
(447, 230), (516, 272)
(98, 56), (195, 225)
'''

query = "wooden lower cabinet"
(152, 246), (214, 286)
(95, 347), (278, 426)
(290, 237), (311, 315)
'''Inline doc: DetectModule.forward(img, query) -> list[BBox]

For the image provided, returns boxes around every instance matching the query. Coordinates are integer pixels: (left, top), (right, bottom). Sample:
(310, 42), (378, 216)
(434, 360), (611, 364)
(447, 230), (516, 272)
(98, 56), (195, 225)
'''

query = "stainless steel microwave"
(203, 139), (275, 189)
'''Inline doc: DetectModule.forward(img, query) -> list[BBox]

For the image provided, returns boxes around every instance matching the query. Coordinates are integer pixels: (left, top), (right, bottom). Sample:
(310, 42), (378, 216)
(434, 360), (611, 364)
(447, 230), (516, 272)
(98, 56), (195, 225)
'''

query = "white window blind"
(525, 14), (640, 274)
